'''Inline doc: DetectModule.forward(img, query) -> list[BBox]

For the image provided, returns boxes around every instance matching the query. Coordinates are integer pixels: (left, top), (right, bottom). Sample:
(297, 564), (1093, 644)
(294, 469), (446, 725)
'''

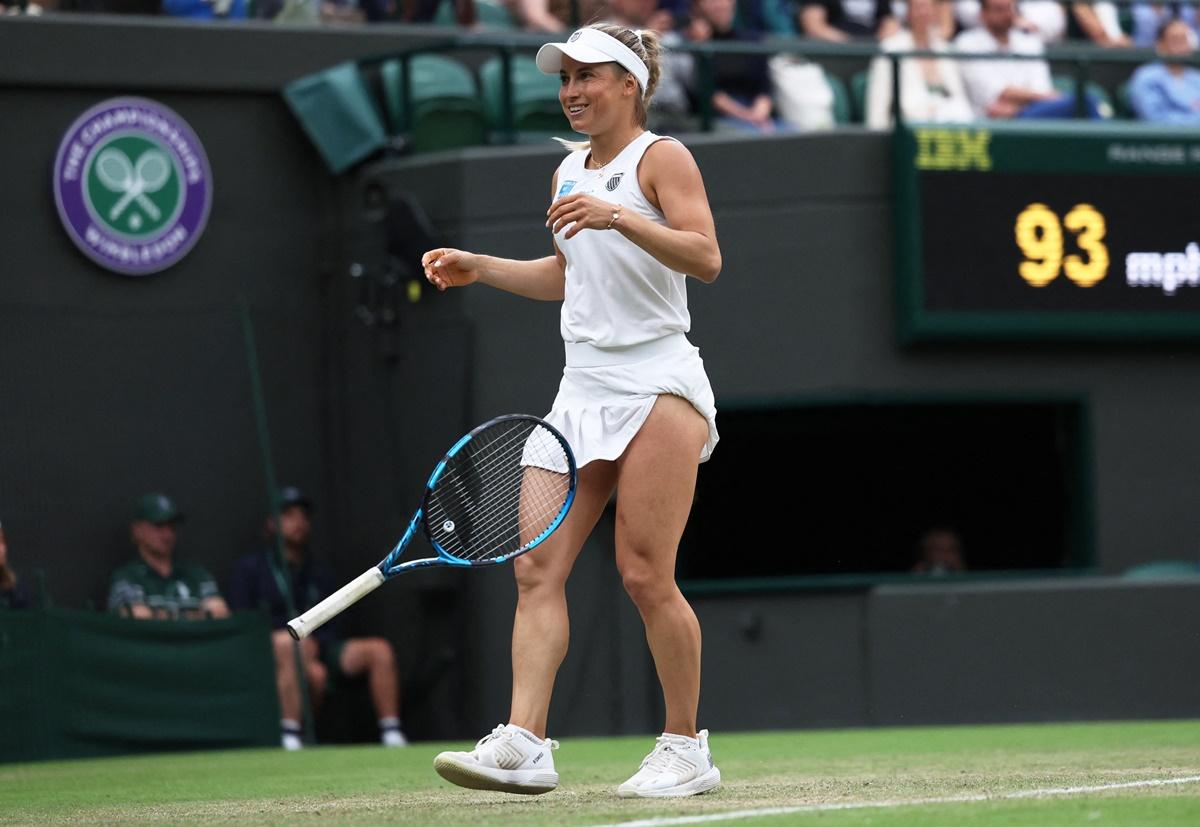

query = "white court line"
(597, 774), (1200, 827)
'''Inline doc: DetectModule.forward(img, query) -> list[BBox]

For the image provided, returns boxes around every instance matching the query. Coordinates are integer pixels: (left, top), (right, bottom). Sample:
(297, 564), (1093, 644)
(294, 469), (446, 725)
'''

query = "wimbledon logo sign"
(53, 97), (212, 276)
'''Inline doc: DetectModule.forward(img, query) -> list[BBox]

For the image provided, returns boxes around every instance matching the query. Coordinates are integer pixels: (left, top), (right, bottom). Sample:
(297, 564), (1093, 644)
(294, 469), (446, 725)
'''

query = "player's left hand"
(547, 194), (621, 239)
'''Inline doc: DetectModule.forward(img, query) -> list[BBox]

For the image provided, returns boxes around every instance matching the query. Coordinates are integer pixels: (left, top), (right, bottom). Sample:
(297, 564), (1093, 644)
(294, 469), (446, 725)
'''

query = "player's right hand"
(422, 248), (480, 291)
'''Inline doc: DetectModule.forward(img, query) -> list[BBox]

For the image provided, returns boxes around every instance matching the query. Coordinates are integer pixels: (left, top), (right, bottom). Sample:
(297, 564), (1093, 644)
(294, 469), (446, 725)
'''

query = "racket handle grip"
(286, 567), (385, 640)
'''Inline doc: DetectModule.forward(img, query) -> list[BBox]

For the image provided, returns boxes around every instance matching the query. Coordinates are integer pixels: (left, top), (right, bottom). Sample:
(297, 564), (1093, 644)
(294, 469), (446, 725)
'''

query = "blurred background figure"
(799, 0), (899, 42)
(1070, 1), (1131, 49)
(954, 0), (1066, 43)
(1130, 17), (1200, 124)
(1131, 2), (1200, 48)
(227, 486), (408, 751)
(956, 0), (1102, 119)
(107, 493), (231, 620)
(505, 0), (607, 31)
(161, 0), (248, 19)
(688, 0), (786, 132)
(866, 0), (973, 128)
(605, 0), (696, 131)
(0, 519), (32, 610)
(912, 525), (967, 575)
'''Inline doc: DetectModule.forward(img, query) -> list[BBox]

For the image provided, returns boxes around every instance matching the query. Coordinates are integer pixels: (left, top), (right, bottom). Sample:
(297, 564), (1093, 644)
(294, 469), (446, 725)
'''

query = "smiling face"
(559, 55), (638, 135)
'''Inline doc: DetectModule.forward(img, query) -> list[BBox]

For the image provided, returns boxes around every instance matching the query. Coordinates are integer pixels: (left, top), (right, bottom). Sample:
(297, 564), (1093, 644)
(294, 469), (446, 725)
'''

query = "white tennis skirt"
(544, 332), (719, 468)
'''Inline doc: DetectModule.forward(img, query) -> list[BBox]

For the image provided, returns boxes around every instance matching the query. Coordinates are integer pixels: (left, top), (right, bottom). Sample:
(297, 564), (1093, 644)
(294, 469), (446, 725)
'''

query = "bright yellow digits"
(1015, 203), (1063, 287)
(1063, 204), (1109, 287)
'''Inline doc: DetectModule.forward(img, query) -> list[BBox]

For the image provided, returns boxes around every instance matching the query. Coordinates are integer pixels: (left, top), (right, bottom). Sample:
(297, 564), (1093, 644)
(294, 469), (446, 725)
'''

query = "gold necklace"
(588, 133), (641, 170)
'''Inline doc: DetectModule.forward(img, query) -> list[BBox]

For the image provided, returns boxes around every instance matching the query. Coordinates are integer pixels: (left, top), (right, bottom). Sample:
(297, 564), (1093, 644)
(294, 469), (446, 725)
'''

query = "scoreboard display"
(894, 122), (1200, 342)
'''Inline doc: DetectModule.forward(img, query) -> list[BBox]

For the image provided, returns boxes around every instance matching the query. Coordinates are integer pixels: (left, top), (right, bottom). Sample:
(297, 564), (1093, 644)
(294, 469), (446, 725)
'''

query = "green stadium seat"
(431, 0), (456, 24)
(379, 55), (488, 153)
(479, 54), (569, 136)
(476, 0), (517, 27)
(850, 69), (868, 124)
(1115, 80), (1136, 120)
(428, 0), (515, 27)
(283, 62), (388, 174)
(824, 69), (851, 125)
(1051, 75), (1115, 119)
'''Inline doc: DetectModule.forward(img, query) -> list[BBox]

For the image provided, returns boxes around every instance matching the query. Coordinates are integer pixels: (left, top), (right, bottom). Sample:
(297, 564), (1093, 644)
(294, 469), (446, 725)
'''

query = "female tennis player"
(422, 23), (722, 799)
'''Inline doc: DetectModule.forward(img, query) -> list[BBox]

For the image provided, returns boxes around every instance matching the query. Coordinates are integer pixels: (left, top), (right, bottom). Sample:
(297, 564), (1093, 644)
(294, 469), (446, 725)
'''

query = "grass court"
(4, 720), (1198, 826)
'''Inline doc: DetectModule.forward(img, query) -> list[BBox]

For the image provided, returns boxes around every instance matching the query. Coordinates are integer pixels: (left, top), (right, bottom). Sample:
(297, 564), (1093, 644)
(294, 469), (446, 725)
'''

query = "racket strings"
(425, 421), (571, 562)
(428, 425), (567, 560)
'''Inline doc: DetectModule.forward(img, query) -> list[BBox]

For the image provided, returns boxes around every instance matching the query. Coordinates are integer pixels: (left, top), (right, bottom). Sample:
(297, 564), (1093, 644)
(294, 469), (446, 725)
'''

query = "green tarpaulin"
(0, 608), (279, 763)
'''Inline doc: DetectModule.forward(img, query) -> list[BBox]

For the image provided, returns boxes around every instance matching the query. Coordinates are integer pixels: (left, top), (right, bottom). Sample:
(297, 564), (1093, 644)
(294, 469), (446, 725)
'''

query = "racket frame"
(287, 414), (575, 640)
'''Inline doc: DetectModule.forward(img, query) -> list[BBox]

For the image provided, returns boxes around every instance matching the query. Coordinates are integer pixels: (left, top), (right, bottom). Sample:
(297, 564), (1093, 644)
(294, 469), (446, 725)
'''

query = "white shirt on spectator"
(954, 0), (1066, 42)
(1092, 1), (1124, 42)
(866, 30), (975, 128)
(955, 25), (1054, 116)
(844, 0), (884, 28)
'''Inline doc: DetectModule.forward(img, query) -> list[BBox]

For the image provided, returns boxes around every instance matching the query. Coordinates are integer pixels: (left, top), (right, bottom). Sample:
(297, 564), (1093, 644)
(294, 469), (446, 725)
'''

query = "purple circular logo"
(53, 97), (212, 276)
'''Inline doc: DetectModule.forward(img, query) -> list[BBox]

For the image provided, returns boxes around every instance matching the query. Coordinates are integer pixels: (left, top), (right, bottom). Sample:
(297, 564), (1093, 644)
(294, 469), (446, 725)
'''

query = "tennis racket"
(287, 414), (576, 640)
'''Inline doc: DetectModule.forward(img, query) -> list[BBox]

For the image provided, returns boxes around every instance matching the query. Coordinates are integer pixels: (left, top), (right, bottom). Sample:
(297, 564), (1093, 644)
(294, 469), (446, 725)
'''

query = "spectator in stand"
(605, 0), (695, 129)
(954, 0), (1066, 43)
(1131, 3), (1200, 48)
(956, 0), (1102, 118)
(799, 0), (899, 41)
(161, 0), (248, 19)
(107, 493), (231, 620)
(0, 520), (33, 611)
(866, 0), (974, 128)
(911, 526), (967, 574)
(688, 0), (787, 131)
(1130, 17), (1200, 123)
(1071, 2), (1132, 48)
(228, 486), (408, 751)
(736, 0), (804, 35)
(506, 0), (608, 31)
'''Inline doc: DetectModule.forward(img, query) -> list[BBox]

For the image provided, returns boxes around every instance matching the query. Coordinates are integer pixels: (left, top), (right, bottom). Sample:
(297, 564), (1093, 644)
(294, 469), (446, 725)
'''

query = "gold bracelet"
(606, 208), (621, 230)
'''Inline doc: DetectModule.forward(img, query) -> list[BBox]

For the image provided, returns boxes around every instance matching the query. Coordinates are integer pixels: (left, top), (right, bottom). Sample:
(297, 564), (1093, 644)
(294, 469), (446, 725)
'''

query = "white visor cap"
(535, 28), (649, 94)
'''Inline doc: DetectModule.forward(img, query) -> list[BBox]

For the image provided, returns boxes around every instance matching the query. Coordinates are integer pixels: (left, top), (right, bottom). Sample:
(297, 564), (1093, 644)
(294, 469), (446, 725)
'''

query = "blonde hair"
(554, 23), (664, 153)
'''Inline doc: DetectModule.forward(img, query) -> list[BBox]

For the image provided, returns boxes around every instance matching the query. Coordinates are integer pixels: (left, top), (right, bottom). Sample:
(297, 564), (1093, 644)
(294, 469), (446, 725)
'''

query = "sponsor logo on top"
(52, 97), (213, 276)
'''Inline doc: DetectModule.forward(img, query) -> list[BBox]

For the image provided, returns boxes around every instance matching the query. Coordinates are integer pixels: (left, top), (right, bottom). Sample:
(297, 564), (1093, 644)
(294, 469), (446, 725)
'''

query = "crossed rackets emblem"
(94, 147), (171, 229)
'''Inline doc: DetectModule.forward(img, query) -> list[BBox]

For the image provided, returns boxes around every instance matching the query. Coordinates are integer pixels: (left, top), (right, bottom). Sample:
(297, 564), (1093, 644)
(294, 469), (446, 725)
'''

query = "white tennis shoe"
(617, 729), (721, 798)
(433, 723), (559, 795)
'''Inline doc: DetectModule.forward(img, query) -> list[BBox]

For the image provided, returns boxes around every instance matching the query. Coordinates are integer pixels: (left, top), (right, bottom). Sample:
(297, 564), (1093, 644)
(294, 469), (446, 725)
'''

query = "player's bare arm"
(421, 171), (568, 301)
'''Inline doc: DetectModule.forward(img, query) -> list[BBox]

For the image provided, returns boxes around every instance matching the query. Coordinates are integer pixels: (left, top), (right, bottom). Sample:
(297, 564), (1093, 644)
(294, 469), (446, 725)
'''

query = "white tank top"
(551, 131), (691, 349)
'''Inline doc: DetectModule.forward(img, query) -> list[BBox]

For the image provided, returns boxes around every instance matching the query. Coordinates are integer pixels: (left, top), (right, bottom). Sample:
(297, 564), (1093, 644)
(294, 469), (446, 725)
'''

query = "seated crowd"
(2, 2), (1198, 129)
(0, 491), (408, 751)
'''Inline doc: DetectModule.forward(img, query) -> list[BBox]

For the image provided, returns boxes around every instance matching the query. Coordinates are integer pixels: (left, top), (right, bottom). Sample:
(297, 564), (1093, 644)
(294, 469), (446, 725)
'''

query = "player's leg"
(509, 458), (618, 736)
(613, 394), (720, 797)
(339, 637), (407, 746)
(433, 459), (617, 794)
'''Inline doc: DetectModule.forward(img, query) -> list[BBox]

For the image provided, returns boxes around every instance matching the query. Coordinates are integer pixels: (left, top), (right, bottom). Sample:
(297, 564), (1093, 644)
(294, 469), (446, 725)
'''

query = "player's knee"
(513, 551), (565, 593)
(619, 560), (671, 608)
